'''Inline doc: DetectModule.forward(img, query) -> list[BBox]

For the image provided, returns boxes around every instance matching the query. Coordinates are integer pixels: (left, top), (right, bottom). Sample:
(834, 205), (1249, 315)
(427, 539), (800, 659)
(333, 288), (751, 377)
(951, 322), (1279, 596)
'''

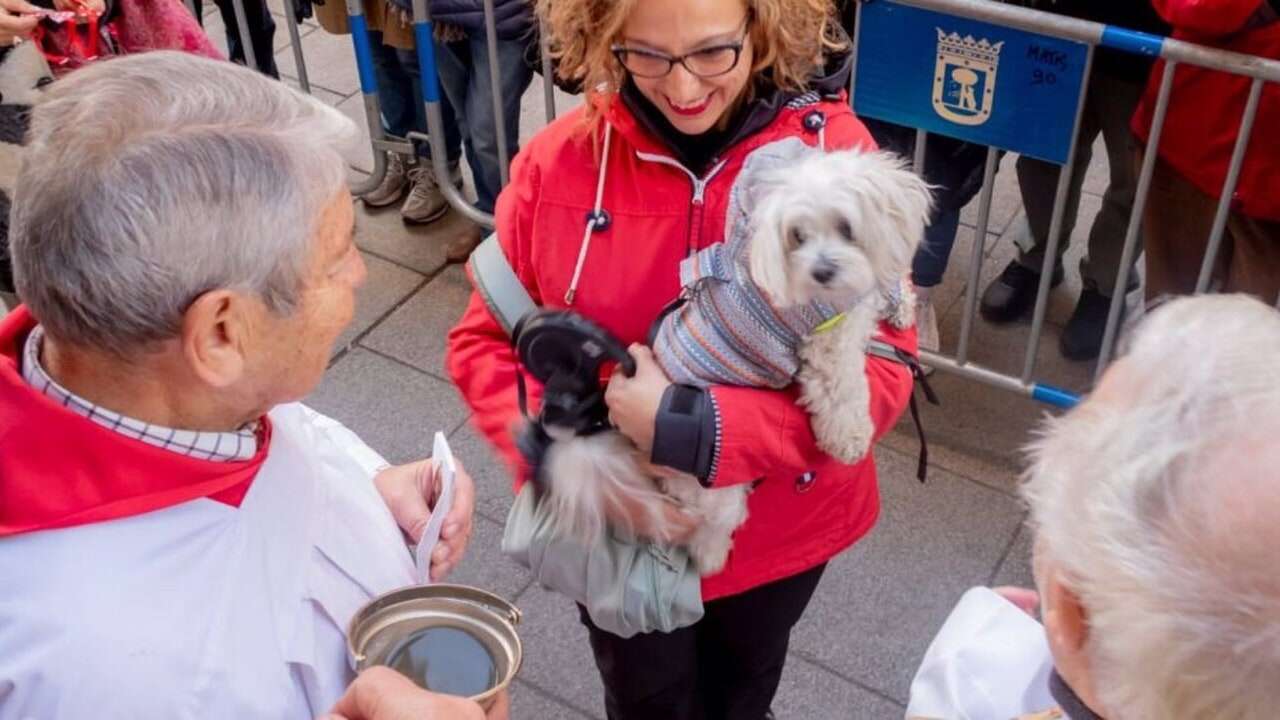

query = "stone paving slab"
(787, 446), (1025, 704)
(333, 251), (425, 358)
(306, 347), (470, 464)
(363, 264), (473, 381)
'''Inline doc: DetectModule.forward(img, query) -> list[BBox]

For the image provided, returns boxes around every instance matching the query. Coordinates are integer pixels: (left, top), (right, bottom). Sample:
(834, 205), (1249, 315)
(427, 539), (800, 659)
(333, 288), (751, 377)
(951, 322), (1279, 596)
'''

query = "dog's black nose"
(811, 265), (836, 285)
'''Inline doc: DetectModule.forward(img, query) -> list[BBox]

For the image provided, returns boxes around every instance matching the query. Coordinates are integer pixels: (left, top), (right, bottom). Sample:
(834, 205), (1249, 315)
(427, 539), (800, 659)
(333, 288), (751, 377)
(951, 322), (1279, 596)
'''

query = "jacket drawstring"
(565, 122), (614, 306)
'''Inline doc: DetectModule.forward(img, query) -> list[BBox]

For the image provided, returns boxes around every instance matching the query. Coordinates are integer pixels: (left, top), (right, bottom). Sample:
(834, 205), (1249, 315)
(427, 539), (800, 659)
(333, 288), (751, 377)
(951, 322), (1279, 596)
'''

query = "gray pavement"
(11, 20), (1121, 717)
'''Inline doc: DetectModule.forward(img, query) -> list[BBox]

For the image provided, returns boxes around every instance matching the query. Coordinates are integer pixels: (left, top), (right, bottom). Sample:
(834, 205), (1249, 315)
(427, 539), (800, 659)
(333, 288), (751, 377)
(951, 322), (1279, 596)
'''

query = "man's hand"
(0, 0), (41, 47)
(605, 344), (671, 455)
(992, 586), (1040, 617)
(374, 458), (476, 581)
(319, 666), (509, 720)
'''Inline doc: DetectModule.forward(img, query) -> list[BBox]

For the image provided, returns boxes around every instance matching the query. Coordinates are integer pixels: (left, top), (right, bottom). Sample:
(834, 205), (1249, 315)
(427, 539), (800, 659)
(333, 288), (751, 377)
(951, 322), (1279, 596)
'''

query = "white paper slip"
(415, 431), (457, 584)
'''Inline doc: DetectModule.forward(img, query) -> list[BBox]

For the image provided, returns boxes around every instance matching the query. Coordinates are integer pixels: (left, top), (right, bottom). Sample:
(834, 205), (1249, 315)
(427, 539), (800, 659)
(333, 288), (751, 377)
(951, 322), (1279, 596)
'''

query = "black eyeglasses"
(611, 17), (751, 79)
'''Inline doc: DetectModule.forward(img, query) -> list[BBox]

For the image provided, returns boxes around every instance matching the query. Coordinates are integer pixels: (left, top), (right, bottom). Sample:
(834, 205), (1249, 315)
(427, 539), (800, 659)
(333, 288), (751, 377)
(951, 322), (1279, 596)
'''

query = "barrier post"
(1019, 44), (1094, 384)
(409, 0), (495, 227)
(540, 32), (557, 122)
(1194, 78), (1264, 293)
(281, 0), (312, 94)
(482, 0), (511, 188)
(228, 0), (261, 74)
(1094, 61), (1177, 376)
(345, 0), (389, 196)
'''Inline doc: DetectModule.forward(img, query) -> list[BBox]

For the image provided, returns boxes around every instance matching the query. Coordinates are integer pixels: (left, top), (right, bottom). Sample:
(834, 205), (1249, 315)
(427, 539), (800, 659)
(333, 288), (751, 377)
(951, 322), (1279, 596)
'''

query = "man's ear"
(1044, 568), (1089, 654)
(1042, 565), (1105, 709)
(182, 290), (249, 389)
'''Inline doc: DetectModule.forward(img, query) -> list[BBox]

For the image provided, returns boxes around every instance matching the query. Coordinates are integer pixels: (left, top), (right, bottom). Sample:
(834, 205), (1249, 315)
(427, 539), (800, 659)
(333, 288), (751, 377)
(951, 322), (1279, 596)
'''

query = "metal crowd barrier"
(850, 0), (1280, 407)
(213, 0), (558, 222)
(209, 0), (1279, 409)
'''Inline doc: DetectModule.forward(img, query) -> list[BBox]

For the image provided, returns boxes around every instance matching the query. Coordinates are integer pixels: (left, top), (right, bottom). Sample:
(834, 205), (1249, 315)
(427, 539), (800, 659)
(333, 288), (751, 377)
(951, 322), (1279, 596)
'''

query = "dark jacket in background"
(1035, 0), (1170, 82)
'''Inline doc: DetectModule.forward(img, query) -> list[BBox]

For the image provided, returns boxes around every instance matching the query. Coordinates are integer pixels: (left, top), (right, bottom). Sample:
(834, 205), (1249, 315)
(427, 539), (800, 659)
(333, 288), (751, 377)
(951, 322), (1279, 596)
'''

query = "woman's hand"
(374, 458), (476, 581)
(604, 344), (671, 455)
(0, 0), (41, 46)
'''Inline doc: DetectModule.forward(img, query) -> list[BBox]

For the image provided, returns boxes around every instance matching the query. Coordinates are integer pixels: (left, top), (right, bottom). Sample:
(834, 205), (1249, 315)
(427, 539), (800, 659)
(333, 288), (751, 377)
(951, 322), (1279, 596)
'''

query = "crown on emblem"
(935, 29), (1005, 64)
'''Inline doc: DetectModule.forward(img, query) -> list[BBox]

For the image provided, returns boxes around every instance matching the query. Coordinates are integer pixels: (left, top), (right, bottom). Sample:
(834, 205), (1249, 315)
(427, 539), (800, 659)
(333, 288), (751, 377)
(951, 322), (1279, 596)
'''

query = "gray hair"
(11, 51), (358, 353)
(1023, 294), (1280, 720)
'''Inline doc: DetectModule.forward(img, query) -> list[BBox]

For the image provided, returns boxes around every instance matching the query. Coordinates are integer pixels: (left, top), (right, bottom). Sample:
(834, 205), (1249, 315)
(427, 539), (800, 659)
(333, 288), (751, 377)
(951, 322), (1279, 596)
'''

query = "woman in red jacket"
(1134, 0), (1280, 302)
(446, 0), (915, 716)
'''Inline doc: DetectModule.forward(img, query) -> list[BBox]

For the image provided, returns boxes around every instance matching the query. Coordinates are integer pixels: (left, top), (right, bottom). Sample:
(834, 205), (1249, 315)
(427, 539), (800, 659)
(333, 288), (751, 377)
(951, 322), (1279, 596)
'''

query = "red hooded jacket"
(1132, 0), (1280, 221)
(445, 89), (916, 601)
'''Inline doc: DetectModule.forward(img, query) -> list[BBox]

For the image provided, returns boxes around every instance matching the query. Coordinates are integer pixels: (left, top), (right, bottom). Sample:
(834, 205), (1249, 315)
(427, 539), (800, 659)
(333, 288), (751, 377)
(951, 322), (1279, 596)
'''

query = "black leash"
(888, 345), (940, 482)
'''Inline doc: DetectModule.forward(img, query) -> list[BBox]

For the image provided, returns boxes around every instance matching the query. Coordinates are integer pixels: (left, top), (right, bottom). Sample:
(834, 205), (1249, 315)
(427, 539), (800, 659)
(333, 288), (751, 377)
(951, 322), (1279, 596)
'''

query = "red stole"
(0, 306), (270, 537)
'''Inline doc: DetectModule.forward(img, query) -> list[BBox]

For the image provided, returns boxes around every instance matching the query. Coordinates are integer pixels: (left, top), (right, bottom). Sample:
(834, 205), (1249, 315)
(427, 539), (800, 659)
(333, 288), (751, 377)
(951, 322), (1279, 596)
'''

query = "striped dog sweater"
(652, 137), (902, 390)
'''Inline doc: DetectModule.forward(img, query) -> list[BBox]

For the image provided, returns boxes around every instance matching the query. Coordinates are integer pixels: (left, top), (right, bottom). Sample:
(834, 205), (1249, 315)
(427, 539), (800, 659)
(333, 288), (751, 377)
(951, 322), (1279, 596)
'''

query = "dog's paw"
(689, 531), (734, 575)
(811, 406), (874, 464)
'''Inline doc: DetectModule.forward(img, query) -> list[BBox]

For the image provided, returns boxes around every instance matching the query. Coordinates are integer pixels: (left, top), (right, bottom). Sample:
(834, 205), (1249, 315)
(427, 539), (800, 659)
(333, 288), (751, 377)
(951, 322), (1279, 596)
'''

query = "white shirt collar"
(21, 325), (259, 462)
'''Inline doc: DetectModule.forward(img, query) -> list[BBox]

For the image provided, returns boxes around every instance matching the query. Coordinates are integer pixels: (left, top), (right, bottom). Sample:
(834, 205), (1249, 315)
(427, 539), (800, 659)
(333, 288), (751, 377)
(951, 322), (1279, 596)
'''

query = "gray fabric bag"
(468, 235), (705, 639)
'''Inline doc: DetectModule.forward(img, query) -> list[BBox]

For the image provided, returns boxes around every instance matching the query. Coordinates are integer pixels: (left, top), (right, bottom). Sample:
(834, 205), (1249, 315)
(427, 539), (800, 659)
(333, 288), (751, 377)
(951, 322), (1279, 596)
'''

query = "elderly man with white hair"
(907, 293), (1280, 720)
(0, 52), (488, 718)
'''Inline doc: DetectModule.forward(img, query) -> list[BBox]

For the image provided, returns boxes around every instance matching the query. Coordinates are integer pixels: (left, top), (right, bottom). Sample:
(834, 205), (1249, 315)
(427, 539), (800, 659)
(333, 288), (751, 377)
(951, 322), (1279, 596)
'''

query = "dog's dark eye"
(837, 219), (854, 243)
(788, 228), (806, 248)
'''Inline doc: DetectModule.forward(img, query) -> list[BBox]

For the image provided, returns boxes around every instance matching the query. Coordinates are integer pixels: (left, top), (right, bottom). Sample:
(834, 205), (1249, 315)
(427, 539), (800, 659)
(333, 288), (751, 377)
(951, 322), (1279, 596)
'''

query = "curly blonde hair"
(537, 0), (843, 124)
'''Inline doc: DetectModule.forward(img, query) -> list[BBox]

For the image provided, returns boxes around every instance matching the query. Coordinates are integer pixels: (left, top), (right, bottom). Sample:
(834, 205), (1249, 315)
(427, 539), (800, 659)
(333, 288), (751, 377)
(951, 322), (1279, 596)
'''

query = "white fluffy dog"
(539, 143), (932, 575)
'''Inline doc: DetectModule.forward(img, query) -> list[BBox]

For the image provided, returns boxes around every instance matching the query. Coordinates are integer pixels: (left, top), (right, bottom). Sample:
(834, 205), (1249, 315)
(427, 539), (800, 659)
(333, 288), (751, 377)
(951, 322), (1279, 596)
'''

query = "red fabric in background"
(36, 0), (222, 74)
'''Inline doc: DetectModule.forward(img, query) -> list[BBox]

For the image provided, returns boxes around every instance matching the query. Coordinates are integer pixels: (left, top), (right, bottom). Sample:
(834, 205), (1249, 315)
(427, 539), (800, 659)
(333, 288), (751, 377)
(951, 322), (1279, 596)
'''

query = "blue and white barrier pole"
(345, 0), (389, 196)
(408, 0), (494, 227)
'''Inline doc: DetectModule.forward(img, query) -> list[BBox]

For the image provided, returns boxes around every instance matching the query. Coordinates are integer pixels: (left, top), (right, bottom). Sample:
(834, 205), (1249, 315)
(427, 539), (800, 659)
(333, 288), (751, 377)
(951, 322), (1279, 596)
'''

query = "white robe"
(0, 403), (416, 719)
(906, 587), (1059, 719)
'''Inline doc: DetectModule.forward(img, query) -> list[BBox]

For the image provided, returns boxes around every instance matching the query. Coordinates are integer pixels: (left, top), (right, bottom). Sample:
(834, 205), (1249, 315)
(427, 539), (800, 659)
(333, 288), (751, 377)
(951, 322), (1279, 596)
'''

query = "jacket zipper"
(634, 152), (728, 254)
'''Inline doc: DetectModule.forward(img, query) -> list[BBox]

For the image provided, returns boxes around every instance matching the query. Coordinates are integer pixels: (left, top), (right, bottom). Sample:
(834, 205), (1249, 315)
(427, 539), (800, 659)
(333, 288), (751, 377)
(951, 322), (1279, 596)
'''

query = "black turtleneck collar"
(1049, 669), (1104, 720)
(618, 42), (855, 176)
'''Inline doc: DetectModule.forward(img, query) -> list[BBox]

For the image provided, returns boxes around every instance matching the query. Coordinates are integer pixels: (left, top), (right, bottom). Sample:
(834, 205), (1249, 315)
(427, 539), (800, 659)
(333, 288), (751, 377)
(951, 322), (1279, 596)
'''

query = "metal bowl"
(347, 584), (522, 710)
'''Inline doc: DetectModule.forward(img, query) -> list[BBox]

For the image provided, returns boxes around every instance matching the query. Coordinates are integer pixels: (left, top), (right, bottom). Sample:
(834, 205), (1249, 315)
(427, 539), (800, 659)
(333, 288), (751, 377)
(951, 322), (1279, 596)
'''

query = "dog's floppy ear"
(878, 153), (934, 266)
(745, 168), (796, 307)
(844, 151), (933, 278)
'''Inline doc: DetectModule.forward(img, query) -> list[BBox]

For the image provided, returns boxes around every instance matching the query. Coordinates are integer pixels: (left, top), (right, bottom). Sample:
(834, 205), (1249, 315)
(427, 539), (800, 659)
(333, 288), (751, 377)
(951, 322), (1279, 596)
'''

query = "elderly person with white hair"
(0, 52), (487, 718)
(907, 293), (1280, 720)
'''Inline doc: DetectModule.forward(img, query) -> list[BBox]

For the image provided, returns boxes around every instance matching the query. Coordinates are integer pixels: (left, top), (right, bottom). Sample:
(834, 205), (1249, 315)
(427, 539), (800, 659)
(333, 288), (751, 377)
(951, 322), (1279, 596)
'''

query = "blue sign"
(853, 0), (1090, 164)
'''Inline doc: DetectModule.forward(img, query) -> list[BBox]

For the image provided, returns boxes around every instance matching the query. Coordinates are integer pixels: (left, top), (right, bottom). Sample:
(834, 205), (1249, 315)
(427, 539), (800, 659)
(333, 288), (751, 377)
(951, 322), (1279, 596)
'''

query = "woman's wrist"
(650, 384), (718, 484)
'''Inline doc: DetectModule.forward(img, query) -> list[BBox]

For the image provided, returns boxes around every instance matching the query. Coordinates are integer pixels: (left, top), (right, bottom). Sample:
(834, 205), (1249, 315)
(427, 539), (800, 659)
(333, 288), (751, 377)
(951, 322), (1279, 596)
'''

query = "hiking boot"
(445, 224), (486, 264)
(401, 163), (462, 225)
(1060, 287), (1115, 361)
(361, 152), (409, 208)
(980, 260), (1064, 324)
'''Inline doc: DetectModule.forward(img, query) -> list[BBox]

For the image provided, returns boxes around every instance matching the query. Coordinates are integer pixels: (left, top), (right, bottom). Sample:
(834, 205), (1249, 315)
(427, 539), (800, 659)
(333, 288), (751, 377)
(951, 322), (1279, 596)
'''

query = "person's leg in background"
(1062, 72), (1147, 360)
(1139, 152), (1221, 303)
(980, 93), (1099, 326)
(459, 31), (533, 215)
(695, 563), (827, 719)
(1223, 213), (1280, 302)
(397, 36), (465, 225)
(864, 118), (988, 358)
(438, 31), (533, 260)
(360, 33), (417, 208)
(210, 0), (279, 78)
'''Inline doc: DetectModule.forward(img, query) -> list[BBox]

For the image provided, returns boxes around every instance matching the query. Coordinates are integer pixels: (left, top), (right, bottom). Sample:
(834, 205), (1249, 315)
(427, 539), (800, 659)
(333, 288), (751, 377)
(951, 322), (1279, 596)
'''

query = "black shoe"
(979, 260), (1064, 324)
(1060, 288), (1115, 361)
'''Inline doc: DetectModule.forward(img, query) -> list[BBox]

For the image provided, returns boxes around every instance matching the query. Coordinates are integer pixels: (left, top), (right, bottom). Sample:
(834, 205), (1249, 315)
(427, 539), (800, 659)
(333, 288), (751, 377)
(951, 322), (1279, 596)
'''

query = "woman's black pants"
(577, 562), (827, 720)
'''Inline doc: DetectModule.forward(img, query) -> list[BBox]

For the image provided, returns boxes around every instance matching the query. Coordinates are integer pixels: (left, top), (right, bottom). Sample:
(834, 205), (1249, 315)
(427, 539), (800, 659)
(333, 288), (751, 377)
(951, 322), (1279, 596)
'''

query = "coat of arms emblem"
(932, 29), (1004, 126)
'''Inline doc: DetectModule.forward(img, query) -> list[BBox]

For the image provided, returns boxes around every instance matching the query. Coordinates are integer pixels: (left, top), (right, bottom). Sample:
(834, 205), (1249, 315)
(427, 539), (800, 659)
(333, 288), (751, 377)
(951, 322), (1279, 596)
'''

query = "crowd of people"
(0, 0), (1278, 719)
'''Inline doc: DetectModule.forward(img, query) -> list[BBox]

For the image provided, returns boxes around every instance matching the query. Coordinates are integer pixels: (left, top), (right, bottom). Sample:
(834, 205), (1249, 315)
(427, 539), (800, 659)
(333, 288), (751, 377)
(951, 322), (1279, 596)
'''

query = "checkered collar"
(21, 325), (259, 462)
